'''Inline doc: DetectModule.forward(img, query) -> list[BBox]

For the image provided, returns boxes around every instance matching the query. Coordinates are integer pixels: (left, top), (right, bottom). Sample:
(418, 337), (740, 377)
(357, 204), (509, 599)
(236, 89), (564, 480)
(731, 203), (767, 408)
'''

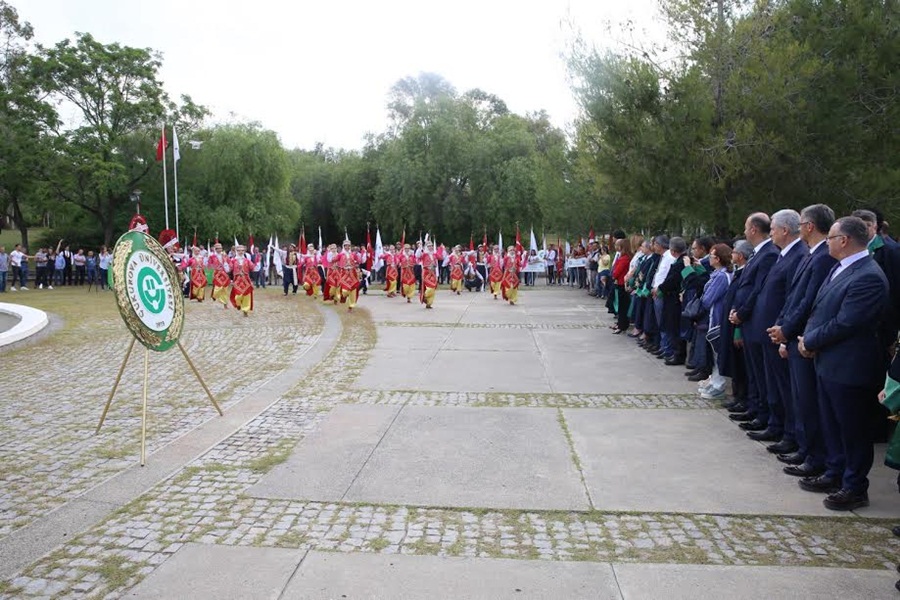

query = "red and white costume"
(227, 249), (258, 315)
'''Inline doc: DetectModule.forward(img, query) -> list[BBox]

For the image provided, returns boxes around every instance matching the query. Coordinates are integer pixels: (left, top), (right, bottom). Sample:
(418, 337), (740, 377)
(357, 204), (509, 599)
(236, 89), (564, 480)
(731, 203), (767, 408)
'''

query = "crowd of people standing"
(597, 207), (900, 518)
(0, 241), (114, 293)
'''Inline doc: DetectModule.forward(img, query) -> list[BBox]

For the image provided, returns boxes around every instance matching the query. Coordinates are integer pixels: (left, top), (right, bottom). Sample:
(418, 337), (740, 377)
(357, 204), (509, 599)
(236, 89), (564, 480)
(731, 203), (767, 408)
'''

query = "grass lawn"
(0, 228), (49, 249)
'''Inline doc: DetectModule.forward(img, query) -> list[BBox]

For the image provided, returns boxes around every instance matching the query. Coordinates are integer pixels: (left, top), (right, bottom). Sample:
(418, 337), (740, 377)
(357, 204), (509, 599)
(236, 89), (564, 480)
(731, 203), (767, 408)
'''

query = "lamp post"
(130, 189), (143, 215)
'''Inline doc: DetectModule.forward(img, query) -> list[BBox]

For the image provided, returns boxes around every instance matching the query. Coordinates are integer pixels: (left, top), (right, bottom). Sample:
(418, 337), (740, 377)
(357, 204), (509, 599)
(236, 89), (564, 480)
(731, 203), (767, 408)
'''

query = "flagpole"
(161, 124), (169, 229)
(173, 127), (180, 239)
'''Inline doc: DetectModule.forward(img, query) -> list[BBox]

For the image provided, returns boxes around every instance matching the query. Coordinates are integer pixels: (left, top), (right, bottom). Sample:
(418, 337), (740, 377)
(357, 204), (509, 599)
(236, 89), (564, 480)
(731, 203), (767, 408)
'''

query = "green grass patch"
(247, 438), (297, 473)
(368, 537), (390, 551)
(93, 554), (140, 590)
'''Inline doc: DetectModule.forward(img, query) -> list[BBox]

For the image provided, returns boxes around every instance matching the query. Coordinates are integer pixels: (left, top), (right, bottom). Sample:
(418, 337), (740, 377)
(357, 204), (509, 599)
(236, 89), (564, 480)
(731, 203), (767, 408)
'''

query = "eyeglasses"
(799, 221), (811, 226)
(826, 234), (847, 241)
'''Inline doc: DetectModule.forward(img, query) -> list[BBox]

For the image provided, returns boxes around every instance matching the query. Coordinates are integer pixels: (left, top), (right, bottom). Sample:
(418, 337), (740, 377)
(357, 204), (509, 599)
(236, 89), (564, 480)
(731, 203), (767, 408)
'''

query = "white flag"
(273, 235), (282, 275)
(565, 240), (571, 255)
(498, 231), (503, 251)
(318, 226), (323, 251)
(529, 228), (538, 252)
(172, 126), (181, 162)
(542, 234), (547, 252)
(374, 228), (384, 271)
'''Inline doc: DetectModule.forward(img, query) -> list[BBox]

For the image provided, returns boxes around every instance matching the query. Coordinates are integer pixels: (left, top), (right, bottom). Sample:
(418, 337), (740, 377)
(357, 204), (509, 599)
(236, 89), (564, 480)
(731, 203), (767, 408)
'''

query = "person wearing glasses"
(797, 216), (889, 511)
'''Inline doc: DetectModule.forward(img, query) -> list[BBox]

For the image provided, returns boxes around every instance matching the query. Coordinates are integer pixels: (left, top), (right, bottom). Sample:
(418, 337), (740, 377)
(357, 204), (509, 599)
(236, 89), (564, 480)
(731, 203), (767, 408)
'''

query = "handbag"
(681, 296), (704, 321)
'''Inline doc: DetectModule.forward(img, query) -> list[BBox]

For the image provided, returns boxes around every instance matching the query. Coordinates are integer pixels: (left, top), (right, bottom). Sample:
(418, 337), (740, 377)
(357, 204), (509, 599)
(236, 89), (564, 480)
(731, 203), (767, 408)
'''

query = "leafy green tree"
(176, 122), (297, 244)
(33, 33), (197, 245)
(0, 1), (57, 249)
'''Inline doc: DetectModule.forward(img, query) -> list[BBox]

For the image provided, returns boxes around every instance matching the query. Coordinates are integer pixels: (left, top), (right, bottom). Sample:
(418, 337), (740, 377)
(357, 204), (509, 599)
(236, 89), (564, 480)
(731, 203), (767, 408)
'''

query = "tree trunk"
(10, 194), (29, 250)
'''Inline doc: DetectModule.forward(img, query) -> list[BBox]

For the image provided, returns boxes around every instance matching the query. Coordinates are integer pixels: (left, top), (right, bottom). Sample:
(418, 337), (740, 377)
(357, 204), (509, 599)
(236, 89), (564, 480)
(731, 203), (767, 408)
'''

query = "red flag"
(299, 228), (306, 252)
(469, 234), (474, 252)
(401, 228), (406, 248)
(248, 234), (255, 251)
(515, 225), (524, 256)
(482, 228), (488, 252)
(589, 226), (595, 242)
(366, 226), (373, 270)
(156, 127), (167, 161)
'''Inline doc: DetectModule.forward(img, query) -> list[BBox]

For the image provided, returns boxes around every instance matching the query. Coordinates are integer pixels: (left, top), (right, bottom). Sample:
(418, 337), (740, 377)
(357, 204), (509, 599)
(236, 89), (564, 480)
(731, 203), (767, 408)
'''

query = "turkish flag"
(366, 227), (373, 270)
(156, 127), (167, 162)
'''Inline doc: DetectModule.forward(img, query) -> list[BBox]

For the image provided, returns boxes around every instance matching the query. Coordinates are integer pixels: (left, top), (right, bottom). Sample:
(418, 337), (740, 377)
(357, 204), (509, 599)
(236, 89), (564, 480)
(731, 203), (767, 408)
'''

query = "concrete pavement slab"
(125, 543), (305, 599)
(373, 325), (453, 350)
(565, 408), (845, 516)
(852, 445), (900, 519)
(536, 329), (697, 394)
(613, 563), (896, 600)
(283, 551), (620, 600)
(442, 326), (535, 351)
(345, 406), (590, 510)
(247, 404), (401, 501)
(419, 349), (552, 393)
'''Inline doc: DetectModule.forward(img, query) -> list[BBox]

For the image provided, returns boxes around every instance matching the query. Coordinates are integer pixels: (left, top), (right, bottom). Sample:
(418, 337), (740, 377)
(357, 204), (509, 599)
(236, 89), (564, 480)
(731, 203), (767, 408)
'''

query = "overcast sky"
(20, 0), (664, 150)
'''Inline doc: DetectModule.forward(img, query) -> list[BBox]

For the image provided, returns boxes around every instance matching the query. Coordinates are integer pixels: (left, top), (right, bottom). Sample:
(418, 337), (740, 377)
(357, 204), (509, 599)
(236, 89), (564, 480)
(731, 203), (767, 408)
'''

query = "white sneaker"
(48, 285), (53, 290)
(697, 378), (713, 391)
(39, 284), (43, 289)
(20, 286), (28, 290)
(700, 386), (726, 400)
(10, 287), (16, 291)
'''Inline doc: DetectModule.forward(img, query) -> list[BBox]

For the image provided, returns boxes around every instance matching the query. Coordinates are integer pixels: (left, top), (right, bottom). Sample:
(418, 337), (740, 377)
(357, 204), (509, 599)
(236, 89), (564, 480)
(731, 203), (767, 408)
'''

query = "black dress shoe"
(725, 402), (747, 413)
(747, 428), (781, 442)
(766, 440), (799, 454)
(739, 418), (767, 431)
(776, 452), (805, 465)
(893, 525), (900, 538)
(729, 411), (755, 422)
(783, 463), (825, 477)
(684, 367), (702, 377)
(657, 353), (669, 360)
(688, 371), (711, 382)
(664, 356), (685, 366)
(799, 474), (841, 493)
(823, 488), (869, 511)
(684, 363), (696, 371)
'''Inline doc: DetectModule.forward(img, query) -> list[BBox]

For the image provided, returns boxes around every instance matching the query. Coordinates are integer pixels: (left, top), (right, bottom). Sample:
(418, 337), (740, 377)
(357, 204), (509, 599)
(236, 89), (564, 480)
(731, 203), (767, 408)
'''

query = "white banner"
(566, 258), (587, 269)
(522, 262), (546, 273)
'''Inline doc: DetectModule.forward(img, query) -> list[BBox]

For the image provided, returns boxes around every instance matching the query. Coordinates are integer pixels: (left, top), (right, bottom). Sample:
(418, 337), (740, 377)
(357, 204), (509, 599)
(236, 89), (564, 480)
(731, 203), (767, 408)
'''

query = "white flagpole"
(162, 124), (169, 229)
(173, 126), (181, 239)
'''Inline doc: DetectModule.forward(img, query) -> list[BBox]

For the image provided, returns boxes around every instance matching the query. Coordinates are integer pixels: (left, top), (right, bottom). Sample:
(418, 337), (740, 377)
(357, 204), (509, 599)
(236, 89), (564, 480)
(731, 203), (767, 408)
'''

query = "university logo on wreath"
(111, 231), (184, 352)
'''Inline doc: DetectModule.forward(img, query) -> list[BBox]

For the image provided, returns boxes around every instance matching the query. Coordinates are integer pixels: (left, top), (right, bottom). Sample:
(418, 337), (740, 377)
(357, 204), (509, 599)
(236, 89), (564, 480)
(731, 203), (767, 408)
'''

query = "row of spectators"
(604, 207), (900, 514)
(0, 243), (113, 291)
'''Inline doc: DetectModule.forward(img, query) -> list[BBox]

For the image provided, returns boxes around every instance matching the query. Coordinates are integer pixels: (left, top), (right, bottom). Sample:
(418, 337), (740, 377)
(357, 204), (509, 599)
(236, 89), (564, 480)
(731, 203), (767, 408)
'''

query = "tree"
(176, 123), (297, 242)
(34, 32), (169, 245)
(0, 1), (57, 249)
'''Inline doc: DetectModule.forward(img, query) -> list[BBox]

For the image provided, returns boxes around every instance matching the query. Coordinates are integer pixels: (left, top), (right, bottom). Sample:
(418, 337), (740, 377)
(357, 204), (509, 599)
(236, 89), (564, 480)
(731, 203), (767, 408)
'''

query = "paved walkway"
(1, 286), (899, 598)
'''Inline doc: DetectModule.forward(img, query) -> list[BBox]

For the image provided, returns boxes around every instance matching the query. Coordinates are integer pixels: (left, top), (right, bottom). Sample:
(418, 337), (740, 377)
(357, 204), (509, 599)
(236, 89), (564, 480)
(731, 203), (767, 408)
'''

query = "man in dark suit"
(747, 210), (808, 448)
(729, 213), (780, 432)
(723, 241), (755, 413)
(768, 204), (837, 478)
(854, 209), (900, 444)
(798, 216), (889, 510)
(658, 237), (688, 365)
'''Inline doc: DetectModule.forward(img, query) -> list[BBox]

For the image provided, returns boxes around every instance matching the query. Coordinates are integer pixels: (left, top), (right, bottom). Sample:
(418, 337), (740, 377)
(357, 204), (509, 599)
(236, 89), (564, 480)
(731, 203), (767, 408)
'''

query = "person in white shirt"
(9, 244), (30, 291)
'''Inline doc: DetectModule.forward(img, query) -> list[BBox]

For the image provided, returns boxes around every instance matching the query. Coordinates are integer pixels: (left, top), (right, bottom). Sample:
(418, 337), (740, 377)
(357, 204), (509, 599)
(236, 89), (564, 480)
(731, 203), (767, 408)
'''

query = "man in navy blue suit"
(729, 213), (780, 432)
(768, 204), (837, 477)
(747, 210), (808, 448)
(798, 216), (889, 511)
